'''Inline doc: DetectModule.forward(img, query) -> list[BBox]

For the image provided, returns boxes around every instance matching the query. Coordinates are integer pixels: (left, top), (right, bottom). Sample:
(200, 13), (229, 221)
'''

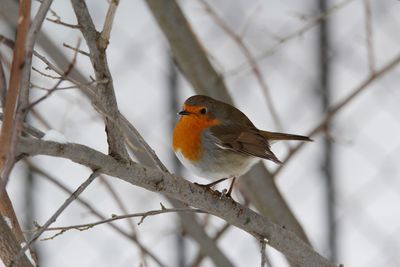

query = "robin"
(172, 95), (312, 196)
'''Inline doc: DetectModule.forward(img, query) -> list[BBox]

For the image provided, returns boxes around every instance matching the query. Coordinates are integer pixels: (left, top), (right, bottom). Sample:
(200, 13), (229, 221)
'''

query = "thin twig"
(27, 160), (167, 267)
(0, 113), (44, 138)
(12, 170), (100, 266)
(31, 78), (106, 92)
(29, 207), (206, 238)
(260, 238), (267, 267)
(99, 0), (120, 49)
(17, 137), (337, 267)
(63, 42), (90, 56)
(46, 18), (80, 29)
(238, 4), (261, 38)
(274, 52), (400, 176)
(32, 66), (61, 79)
(0, 11), (31, 266)
(19, 0), (54, 108)
(33, 50), (98, 98)
(200, 0), (284, 131)
(363, 0), (375, 74)
(98, 175), (138, 233)
(33, 39), (235, 267)
(189, 222), (231, 267)
(31, 82), (76, 91)
(229, 0), (357, 76)
(23, 38), (81, 112)
(0, 56), (6, 108)
(46, 6), (82, 29)
(0, 35), (15, 50)
(45, 6), (80, 29)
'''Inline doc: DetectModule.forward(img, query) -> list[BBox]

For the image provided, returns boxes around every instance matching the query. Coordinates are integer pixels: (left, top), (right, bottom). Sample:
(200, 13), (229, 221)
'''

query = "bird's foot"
(194, 177), (228, 189)
(225, 177), (236, 198)
(195, 177), (236, 199)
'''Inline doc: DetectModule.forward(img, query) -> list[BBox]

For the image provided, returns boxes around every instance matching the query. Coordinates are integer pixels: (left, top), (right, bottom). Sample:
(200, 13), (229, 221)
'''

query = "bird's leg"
(194, 177), (228, 188)
(225, 177), (236, 197)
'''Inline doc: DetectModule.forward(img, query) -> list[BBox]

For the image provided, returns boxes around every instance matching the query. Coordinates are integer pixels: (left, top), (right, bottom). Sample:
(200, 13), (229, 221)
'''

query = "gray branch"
(13, 171), (100, 265)
(70, 0), (129, 161)
(145, 0), (232, 102)
(0, 216), (34, 267)
(144, 0), (312, 255)
(17, 137), (337, 267)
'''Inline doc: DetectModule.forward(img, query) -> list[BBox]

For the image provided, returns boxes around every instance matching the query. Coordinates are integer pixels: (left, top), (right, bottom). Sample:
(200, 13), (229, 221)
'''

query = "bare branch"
(23, 38), (81, 112)
(239, 163), (311, 244)
(30, 207), (205, 238)
(98, 175), (138, 233)
(46, 17), (80, 29)
(229, 0), (357, 75)
(27, 161), (166, 267)
(117, 114), (236, 267)
(99, 0), (119, 49)
(19, 0), (54, 109)
(12, 170), (100, 266)
(0, 56), (6, 108)
(17, 138), (338, 267)
(200, 0), (283, 131)
(189, 222), (231, 267)
(8, 9), (233, 265)
(363, 0), (375, 73)
(274, 52), (400, 176)
(0, 113), (44, 139)
(62, 42), (90, 56)
(70, 0), (129, 161)
(0, 4), (35, 264)
(32, 66), (62, 79)
(0, 216), (34, 267)
(0, 35), (15, 50)
(145, 0), (233, 102)
(0, 0), (31, 187)
(145, 2), (312, 263)
(260, 238), (268, 267)
(31, 79), (105, 91)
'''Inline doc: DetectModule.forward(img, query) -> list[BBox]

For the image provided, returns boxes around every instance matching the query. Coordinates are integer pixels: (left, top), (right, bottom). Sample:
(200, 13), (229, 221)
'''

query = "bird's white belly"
(174, 149), (259, 181)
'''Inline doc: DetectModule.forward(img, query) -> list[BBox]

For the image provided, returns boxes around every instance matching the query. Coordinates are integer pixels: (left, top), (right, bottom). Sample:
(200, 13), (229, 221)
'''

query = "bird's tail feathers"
(260, 131), (312, 142)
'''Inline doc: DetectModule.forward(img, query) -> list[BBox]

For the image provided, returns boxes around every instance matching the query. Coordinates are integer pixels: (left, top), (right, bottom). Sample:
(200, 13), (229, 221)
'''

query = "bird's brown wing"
(209, 124), (282, 164)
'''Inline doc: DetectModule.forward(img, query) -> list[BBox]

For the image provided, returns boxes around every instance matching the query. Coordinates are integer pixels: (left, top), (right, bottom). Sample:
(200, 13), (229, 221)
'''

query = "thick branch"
(118, 113), (236, 267)
(145, 0), (311, 258)
(17, 138), (337, 267)
(0, 2), (32, 266)
(70, 0), (128, 161)
(145, 0), (232, 102)
(0, 216), (34, 267)
(274, 51), (400, 176)
(31, 46), (235, 266)
(2, 1), (236, 265)
(239, 163), (310, 244)
(0, 0), (30, 185)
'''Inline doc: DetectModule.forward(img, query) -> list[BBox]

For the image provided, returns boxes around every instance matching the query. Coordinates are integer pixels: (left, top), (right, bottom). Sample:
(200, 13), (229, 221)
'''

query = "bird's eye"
(199, 108), (207, 114)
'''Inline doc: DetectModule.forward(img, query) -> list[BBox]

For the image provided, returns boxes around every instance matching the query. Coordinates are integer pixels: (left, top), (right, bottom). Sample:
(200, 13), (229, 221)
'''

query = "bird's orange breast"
(173, 115), (219, 161)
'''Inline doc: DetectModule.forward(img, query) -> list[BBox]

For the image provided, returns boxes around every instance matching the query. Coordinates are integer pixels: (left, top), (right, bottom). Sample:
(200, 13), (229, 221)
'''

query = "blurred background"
(1, 0), (400, 266)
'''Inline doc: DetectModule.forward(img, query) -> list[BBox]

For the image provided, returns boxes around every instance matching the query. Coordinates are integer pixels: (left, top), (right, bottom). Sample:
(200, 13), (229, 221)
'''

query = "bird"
(172, 95), (312, 196)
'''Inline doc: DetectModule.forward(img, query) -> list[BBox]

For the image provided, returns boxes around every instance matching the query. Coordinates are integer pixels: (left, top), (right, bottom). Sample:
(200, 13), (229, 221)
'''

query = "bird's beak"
(178, 110), (191, 116)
